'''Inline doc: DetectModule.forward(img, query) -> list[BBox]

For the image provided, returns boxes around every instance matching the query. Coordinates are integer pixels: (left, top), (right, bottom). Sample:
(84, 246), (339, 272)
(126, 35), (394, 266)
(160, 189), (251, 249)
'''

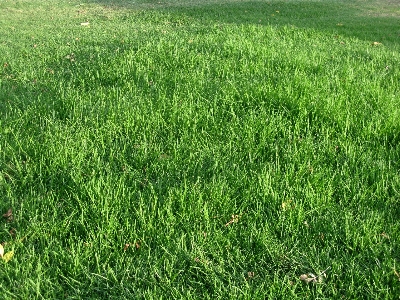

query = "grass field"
(0, 0), (400, 298)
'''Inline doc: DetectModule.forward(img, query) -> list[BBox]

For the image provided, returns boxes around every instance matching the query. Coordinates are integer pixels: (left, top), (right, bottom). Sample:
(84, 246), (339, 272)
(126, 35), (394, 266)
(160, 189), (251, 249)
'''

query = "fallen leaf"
(381, 232), (389, 239)
(9, 228), (16, 237)
(135, 240), (141, 249)
(123, 243), (130, 251)
(2, 208), (13, 222)
(299, 274), (308, 281)
(299, 267), (330, 284)
(3, 208), (12, 218)
(3, 250), (14, 263)
(65, 53), (75, 62)
(300, 274), (317, 283)
(225, 214), (240, 226)
(0, 244), (3, 258)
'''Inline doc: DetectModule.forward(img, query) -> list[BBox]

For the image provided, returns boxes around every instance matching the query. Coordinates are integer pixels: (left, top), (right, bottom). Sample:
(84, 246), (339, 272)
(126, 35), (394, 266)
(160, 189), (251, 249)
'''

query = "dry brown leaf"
(225, 214), (241, 226)
(2, 208), (13, 222)
(380, 232), (389, 239)
(299, 267), (330, 284)
(3, 208), (12, 218)
(123, 243), (130, 251)
(135, 240), (141, 249)
(300, 274), (317, 283)
(9, 228), (16, 237)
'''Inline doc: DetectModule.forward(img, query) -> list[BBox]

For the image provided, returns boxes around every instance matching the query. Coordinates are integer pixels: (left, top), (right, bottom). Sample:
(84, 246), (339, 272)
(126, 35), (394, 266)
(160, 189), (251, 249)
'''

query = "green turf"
(0, 0), (399, 298)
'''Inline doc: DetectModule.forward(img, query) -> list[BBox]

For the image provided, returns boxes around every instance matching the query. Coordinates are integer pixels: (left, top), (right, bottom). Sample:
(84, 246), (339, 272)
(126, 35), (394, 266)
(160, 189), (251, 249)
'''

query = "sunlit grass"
(0, 0), (399, 298)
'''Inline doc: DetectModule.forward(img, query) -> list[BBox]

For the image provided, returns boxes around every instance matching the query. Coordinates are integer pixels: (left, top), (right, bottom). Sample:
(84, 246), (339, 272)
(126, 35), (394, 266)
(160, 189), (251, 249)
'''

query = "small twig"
(317, 266), (331, 278)
(394, 268), (400, 281)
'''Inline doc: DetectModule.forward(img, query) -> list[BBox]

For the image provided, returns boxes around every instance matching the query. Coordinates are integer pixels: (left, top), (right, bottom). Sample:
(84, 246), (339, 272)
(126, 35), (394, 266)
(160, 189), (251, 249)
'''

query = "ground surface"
(0, 0), (399, 298)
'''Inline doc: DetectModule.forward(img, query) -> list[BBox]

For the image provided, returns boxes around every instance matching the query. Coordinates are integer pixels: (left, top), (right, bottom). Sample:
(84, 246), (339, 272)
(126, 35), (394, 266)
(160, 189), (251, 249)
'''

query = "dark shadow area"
(86, 0), (400, 47)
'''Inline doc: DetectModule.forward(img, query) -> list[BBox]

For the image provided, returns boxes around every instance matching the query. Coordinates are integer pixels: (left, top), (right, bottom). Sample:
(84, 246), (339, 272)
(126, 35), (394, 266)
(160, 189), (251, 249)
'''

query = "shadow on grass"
(86, 0), (399, 47)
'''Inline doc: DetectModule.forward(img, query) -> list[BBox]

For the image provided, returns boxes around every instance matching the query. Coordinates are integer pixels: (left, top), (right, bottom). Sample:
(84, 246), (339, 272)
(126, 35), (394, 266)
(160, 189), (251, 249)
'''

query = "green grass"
(0, 0), (399, 298)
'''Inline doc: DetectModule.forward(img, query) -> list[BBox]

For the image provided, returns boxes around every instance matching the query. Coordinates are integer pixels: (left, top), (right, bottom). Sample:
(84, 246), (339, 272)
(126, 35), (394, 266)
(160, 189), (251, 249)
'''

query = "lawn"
(0, 0), (399, 298)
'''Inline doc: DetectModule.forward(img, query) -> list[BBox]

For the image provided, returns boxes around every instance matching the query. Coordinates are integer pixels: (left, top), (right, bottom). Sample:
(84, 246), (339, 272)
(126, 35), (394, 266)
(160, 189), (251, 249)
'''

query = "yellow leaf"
(3, 250), (14, 263)
(0, 244), (3, 258)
